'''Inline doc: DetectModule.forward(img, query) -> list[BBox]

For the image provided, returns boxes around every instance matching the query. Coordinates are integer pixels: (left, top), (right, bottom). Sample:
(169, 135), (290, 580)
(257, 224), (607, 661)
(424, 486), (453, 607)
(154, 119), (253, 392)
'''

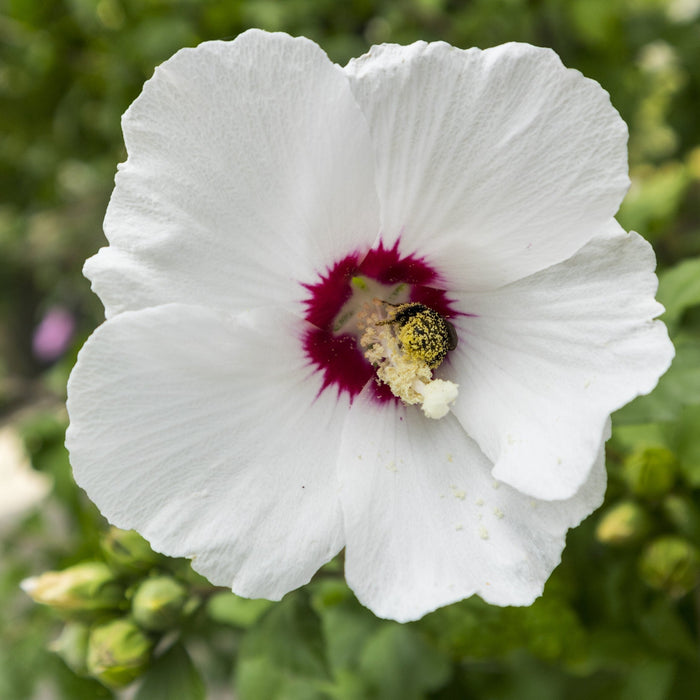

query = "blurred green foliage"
(2, 0), (700, 698)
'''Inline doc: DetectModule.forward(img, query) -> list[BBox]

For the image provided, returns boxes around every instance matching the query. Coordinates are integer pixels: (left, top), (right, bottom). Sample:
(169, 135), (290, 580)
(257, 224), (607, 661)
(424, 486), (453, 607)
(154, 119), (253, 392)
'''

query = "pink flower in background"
(33, 306), (76, 362)
(66, 31), (673, 621)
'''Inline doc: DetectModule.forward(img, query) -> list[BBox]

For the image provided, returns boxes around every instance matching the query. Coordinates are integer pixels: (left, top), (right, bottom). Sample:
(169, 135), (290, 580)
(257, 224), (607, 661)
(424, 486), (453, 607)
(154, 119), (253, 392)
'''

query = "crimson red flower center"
(302, 241), (457, 402)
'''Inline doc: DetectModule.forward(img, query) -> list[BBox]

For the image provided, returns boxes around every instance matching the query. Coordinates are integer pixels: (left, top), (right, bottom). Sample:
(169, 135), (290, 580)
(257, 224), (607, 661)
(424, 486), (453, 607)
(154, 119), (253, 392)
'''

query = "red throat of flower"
(302, 240), (459, 406)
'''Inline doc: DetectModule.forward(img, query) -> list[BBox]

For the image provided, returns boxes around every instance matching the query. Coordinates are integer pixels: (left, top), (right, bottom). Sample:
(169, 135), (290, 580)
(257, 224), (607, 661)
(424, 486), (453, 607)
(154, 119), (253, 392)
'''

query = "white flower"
(66, 30), (673, 622)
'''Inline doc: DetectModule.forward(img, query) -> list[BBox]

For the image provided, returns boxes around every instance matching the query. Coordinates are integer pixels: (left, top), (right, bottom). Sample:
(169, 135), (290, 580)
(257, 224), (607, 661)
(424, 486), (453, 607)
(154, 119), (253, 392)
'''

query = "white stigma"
(413, 379), (459, 419)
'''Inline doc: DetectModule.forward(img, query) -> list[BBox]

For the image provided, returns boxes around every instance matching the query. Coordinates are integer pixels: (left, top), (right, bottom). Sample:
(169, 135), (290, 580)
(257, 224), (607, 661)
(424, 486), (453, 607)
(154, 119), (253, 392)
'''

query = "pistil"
(358, 301), (459, 419)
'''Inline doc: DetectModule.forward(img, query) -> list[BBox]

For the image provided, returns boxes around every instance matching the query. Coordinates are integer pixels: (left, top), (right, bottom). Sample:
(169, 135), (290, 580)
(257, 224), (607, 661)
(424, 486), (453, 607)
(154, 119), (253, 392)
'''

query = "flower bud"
(639, 535), (700, 598)
(101, 527), (163, 576)
(595, 500), (651, 546)
(21, 562), (124, 614)
(131, 576), (188, 632)
(86, 618), (154, 688)
(662, 494), (700, 541)
(622, 446), (677, 498)
(50, 622), (90, 676)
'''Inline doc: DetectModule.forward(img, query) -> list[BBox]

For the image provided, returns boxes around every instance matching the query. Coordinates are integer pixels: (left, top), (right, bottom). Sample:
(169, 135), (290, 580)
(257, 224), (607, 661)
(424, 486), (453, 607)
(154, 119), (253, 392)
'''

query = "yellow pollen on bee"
(396, 311), (451, 369)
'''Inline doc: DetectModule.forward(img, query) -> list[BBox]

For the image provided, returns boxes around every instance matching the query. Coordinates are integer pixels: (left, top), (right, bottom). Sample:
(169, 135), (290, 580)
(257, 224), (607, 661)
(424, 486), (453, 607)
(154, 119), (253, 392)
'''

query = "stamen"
(359, 301), (459, 419)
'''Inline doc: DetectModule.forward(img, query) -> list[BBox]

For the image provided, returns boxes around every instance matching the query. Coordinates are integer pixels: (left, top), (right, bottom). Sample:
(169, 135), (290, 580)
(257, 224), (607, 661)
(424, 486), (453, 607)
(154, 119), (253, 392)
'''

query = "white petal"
(339, 386), (607, 622)
(450, 222), (673, 500)
(344, 41), (629, 289)
(66, 304), (347, 598)
(90, 30), (380, 318)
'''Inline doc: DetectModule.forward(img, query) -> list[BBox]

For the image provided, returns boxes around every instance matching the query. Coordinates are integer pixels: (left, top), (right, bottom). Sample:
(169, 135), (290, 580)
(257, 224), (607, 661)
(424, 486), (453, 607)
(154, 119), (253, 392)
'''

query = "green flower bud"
(595, 500), (651, 546)
(101, 527), (163, 576)
(87, 618), (154, 688)
(131, 576), (188, 632)
(21, 562), (124, 614)
(622, 446), (677, 498)
(639, 535), (700, 598)
(662, 494), (700, 541)
(50, 622), (90, 676)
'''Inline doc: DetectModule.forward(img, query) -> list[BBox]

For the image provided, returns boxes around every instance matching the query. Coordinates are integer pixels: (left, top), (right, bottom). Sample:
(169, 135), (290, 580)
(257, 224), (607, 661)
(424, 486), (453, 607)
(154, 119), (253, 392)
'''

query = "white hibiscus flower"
(66, 30), (673, 622)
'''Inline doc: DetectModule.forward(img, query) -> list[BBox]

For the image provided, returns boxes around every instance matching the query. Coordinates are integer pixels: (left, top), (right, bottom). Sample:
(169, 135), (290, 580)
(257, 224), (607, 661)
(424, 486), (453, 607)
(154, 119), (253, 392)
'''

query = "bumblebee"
(378, 301), (458, 369)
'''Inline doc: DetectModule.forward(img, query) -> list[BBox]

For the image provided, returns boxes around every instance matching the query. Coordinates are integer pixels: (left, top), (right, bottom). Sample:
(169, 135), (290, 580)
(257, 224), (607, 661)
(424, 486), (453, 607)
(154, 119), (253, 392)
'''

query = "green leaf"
(206, 592), (273, 628)
(420, 593), (586, 666)
(235, 591), (330, 700)
(618, 658), (676, 700)
(312, 579), (380, 674)
(637, 599), (697, 664)
(674, 404), (700, 487)
(236, 657), (328, 700)
(611, 423), (670, 452)
(358, 624), (451, 700)
(134, 643), (205, 700)
(617, 164), (689, 241)
(613, 333), (700, 424)
(670, 662), (700, 700)
(658, 257), (700, 333)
